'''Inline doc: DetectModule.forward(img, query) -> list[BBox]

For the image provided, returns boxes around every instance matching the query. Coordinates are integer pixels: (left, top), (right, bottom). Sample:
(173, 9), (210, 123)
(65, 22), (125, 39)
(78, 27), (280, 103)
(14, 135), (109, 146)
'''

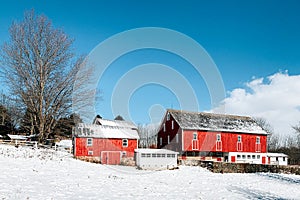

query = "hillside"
(0, 144), (299, 199)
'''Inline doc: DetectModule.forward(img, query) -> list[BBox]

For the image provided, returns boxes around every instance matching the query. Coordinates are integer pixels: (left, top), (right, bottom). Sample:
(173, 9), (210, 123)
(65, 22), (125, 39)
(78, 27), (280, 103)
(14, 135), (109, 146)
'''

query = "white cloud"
(213, 72), (300, 136)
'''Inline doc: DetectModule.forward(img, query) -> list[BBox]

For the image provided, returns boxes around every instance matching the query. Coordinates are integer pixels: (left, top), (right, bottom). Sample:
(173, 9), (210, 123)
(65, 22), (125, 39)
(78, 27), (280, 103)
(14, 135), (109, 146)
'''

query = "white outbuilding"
(134, 149), (178, 170)
(267, 153), (288, 166)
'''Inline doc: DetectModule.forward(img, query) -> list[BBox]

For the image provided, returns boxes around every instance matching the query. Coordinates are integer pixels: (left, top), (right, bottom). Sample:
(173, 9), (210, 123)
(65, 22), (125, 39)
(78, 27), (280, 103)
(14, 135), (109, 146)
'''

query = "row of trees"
(255, 118), (300, 165)
(0, 10), (87, 142)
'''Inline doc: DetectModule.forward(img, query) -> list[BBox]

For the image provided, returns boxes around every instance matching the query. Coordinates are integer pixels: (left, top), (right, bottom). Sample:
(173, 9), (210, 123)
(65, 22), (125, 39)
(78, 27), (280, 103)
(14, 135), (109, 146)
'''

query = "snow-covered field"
(0, 144), (300, 200)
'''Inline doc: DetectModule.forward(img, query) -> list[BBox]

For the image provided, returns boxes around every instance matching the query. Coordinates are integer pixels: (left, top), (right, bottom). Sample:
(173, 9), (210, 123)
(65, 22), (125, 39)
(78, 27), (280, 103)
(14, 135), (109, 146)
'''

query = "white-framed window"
(238, 135), (242, 142)
(257, 155), (261, 159)
(87, 138), (93, 146)
(163, 123), (166, 132)
(122, 151), (126, 157)
(217, 134), (221, 142)
(171, 120), (174, 130)
(193, 132), (197, 140)
(256, 136), (260, 144)
(141, 153), (146, 157)
(160, 137), (162, 146)
(122, 139), (128, 147)
(167, 135), (170, 144)
(88, 151), (93, 155)
(167, 112), (170, 121)
(176, 134), (179, 143)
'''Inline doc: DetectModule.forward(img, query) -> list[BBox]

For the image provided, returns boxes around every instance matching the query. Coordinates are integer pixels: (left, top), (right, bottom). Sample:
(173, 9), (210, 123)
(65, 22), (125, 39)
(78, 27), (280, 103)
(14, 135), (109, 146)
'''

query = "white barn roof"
(75, 118), (139, 139)
(167, 109), (267, 135)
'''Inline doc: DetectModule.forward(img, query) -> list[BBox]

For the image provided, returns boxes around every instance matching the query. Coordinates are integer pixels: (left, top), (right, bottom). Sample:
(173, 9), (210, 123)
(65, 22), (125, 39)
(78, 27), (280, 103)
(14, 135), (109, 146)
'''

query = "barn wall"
(157, 113), (182, 152)
(183, 130), (267, 153)
(74, 138), (137, 157)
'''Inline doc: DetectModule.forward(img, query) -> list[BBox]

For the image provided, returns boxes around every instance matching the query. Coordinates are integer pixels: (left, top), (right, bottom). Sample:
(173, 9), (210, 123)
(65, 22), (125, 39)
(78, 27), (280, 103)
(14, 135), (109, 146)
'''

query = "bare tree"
(292, 123), (300, 148)
(254, 117), (280, 151)
(138, 123), (159, 148)
(0, 10), (87, 142)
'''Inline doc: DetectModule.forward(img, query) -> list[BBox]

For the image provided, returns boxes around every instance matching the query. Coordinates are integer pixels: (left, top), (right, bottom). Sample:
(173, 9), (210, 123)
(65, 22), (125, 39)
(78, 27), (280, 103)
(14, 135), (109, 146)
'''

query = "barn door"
(216, 141), (222, 151)
(237, 142), (242, 151)
(101, 151), (121, 165)
(192, 140), (198, 150)
(231, 156), (236, 163)
(262, 156), (266, 164)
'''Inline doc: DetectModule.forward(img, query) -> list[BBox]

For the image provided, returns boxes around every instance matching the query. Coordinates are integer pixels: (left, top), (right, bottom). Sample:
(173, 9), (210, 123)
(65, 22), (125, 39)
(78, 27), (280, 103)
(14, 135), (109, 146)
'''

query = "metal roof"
(167, 109), (267, 134)
(75, 118), (139, 139)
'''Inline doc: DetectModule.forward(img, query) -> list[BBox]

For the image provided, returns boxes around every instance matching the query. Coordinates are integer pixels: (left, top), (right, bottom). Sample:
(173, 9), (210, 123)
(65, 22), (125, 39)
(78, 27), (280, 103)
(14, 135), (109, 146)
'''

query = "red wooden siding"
(182, 130), (267, 153)
(157, 112), (267, 154)
(75, 138), (137, 158)
(157, 113), (182, 152)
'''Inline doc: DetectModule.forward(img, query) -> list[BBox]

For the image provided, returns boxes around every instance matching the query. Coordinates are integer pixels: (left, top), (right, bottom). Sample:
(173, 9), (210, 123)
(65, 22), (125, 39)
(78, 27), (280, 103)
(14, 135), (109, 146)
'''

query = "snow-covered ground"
(0, 144), (300, 200)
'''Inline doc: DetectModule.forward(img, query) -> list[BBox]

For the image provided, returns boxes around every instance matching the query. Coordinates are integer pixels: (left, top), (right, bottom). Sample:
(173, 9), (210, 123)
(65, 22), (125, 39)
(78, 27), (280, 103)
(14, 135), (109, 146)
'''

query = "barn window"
(193, 132), (197, 140)
(171, 120), (174, 130)
(157, 154), (161, 157)
(167, 112), (170, 121)
(276, 157), (279, 161)
(152, 154), (157, 157)
(160, 137), (162, 146)
(252, 155), (255, 159)
(146, 153), (151, 157)
(167, 154), (171, 157)
(237, 155), (241, 159)
(238, 135), (242, 142)
(87, 138), (93, 146)
(176, 134), (179, 143)
(247, 155), (251, 159)
(162, 154), (166, 158)
(163, 123), (166, 132)
(257, 155), (261, 159)
(167, 135), (170, 144)
(88, 151), (93, 155)
(242, 155), (246, 159)
(122, 139), (128, 147)
(217, 134), (221, 142)
(283, 157), (286, 161)
(256, 136), (260, 144)
(141, 153), (146, 157)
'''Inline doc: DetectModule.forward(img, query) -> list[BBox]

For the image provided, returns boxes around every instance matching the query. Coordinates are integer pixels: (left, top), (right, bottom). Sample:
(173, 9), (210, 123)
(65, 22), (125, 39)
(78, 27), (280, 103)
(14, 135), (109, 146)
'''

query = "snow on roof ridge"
(166, 109), (267, 134)
(167, 108), (252, 120)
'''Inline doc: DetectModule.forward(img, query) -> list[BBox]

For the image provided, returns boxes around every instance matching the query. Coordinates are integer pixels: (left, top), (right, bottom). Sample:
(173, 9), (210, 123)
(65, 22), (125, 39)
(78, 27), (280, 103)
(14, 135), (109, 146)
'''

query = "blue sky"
(1, 0), (300, 130)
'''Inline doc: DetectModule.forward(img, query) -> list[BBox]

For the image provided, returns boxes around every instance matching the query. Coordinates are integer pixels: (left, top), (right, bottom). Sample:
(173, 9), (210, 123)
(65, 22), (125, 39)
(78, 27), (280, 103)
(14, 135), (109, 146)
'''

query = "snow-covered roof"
(94, 118), (137, 129)
(75, 118), (139, 139)
(56, 140), (72, 148)
(135, 148), (178, 154)
(7, 134), (27, 140)
(267, 153), (288, 157)
(167, 109), (267, 135)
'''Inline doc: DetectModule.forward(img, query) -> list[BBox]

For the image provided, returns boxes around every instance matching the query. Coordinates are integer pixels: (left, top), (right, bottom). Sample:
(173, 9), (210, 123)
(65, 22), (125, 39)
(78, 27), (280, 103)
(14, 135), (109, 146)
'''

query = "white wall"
(135, 150), (178, 170)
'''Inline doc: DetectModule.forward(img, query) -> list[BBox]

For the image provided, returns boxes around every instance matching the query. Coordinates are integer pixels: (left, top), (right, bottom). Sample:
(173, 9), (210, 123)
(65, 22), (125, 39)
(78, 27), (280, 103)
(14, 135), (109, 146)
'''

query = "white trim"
(182, 129), (184, 151)
(172, 120), (174, 130)
(167, 135), (170, 144)
(176, 134), (179, 143)
(160, 137), (162, 146)
(163, 123), (166, 132)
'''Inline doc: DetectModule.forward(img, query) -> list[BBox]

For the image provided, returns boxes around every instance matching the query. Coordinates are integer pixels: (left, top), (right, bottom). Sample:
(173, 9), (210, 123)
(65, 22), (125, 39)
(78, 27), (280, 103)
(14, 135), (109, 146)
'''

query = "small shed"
(267, 153), (288, 166)
(134, 149), (178, 170)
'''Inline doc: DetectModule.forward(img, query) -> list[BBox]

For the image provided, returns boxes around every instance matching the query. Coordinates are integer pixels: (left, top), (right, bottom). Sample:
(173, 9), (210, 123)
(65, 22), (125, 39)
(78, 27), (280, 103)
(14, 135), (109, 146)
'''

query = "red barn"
(73, 117), (139, 165)
(157, 109), (268, 164)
